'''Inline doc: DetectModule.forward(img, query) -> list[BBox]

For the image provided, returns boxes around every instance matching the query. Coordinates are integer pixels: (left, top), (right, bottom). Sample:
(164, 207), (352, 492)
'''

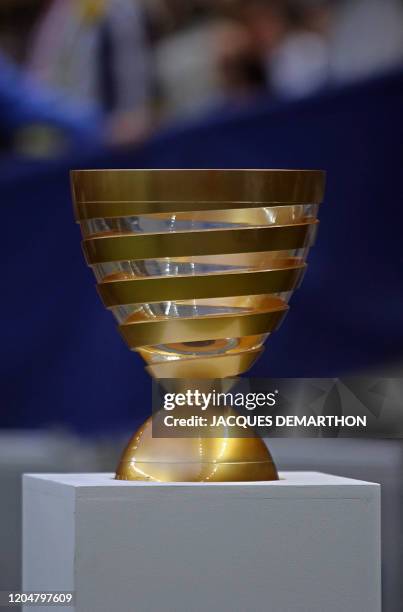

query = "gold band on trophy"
(72, 169), (325, 206)
(98, 265), (305, 307)
(83, 221), (318, 263)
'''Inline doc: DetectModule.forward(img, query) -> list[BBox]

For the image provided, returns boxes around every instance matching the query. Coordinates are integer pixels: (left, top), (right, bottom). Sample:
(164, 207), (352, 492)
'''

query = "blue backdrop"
(2, 70), (403, 433)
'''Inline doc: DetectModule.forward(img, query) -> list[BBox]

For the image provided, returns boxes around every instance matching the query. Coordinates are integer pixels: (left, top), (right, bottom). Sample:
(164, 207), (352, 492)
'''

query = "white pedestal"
(23, 472), (381, 612)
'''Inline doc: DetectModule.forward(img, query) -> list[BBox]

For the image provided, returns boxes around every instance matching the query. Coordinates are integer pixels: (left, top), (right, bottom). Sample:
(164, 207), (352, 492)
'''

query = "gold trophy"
(71, 170), (325, 482)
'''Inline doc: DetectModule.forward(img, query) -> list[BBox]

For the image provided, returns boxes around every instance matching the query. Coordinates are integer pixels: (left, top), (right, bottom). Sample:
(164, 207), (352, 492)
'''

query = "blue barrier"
(2, 70), (403, 432)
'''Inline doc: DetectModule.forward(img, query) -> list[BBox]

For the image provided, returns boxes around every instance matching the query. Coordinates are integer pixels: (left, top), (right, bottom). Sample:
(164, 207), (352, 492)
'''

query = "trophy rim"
(71, 168), (326, 206)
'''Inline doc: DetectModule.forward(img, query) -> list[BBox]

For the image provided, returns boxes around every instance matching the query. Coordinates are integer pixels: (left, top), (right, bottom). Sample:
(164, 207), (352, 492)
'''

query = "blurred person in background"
(154, 0), (266, 120)
(237, 0), (403, 99)
(330, 0), (403, 83)
(269, 0), (332, 98)
(214, 20), (266, 107)
(3, 0), (401, 151)
(0, 49), (101, 157)
(153, 0), (223, 119)
(0, 0), (45, 63)
(28, 0), (153, 146)
(237, 0), (332, 99)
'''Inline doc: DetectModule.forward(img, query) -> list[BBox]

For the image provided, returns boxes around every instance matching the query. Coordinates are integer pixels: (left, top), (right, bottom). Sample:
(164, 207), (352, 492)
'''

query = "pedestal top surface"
(23, 472), (379, 500)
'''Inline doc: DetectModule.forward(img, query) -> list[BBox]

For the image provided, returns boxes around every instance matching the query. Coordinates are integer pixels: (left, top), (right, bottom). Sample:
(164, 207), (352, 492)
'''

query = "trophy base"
(115, 417), (278, 482)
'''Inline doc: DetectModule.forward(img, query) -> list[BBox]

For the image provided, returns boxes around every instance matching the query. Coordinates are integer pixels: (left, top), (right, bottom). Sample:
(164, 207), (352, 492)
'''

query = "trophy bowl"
(71, 169), (325, 482)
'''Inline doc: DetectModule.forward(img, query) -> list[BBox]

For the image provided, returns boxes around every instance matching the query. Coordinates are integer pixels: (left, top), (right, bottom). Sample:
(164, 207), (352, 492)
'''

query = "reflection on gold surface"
(139, 335), (266, 364)
(116, 416), (278, 483)
(80, 205), (319, 237)
(83, 221), (318, 264)
(119, 303), (288, 350)
(99, 266), (304, 310)
(145, 347), (264, 378)
(95, 252), (308, 282)
(72, 169), (326, 210)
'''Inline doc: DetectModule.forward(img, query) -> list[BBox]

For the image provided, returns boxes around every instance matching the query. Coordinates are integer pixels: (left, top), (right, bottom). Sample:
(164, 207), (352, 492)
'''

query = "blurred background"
(0, 0), (403, 610)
